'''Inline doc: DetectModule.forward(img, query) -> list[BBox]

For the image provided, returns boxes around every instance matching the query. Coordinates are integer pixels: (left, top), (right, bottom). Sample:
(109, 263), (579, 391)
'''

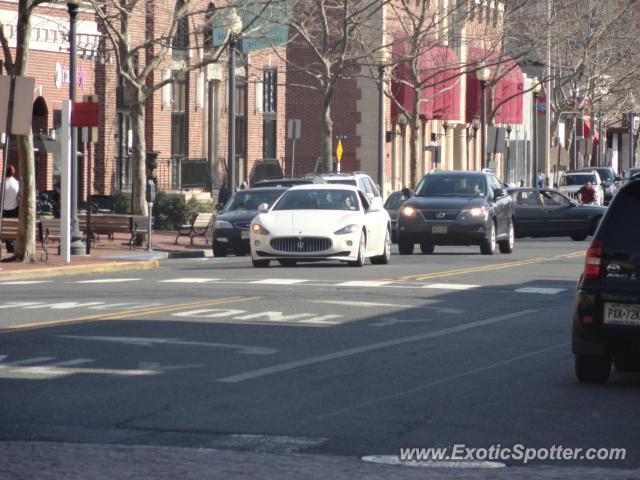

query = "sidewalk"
(0, 230), (210, 281)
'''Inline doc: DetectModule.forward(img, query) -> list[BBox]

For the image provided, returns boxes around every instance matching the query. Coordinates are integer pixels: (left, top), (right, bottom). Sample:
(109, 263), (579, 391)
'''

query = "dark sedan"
(383, 189), (411, 242)
(213, 187), (288, 257)
(508, 187), (607, 241)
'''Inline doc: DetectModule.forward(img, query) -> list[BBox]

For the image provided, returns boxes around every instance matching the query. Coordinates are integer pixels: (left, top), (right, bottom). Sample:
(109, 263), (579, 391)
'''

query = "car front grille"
(420, 210), (460, 221)
(234, 222), (251, 230)
(270, 236), (332, 253)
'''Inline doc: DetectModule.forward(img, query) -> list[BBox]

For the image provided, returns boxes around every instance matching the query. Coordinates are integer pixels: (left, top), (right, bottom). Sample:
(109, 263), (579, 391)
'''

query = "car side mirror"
(215, 202), (224, 212)
(368, 197), (383, 212)
(257, 203), (269, 213)
(401, 187), (413, 197)
(493, 188), (506, 199)
(615, 177), (622, 182)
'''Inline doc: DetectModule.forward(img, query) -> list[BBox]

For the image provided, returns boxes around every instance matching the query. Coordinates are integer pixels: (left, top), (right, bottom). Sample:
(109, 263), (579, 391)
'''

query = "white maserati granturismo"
(249, 184), (391, 267)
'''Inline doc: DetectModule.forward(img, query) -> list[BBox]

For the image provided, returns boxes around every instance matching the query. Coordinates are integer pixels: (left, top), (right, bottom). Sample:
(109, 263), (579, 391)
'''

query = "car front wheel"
(575, 354), (611, 383)
(348, 232), (366, 267)
(213, 242), (227, 257)
(480, 221), (496, 255)
(371, 229), (391, 265)
(398, 235), (414, 255)
(498, 219), (514, 254)
(252, 258), (270, 268)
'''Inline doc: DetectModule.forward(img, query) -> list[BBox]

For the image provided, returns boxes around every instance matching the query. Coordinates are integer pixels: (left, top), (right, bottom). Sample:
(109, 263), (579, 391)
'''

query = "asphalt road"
(1, 238), (638, 477)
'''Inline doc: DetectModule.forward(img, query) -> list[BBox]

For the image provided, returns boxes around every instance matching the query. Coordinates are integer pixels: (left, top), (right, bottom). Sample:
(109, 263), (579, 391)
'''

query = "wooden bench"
(0, 217), (20, 258)
(175, 212), (214, 245)
(80, 214), (138, 249)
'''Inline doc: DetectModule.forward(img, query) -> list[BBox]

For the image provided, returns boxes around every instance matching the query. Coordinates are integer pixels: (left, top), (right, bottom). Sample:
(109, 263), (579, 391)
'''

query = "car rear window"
(595, 181), (640, 247)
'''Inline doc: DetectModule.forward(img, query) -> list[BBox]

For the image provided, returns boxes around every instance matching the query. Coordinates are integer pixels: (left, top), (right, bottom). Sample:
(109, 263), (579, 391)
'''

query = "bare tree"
(0, 0), (51, 262)
(505, 0), (640, 170)
(280, 0), (390, 174)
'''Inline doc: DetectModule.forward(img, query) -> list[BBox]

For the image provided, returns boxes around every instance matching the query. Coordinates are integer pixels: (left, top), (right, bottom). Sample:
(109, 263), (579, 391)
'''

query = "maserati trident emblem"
(297, 238), (305, 251)
(436, 212), (446, 218)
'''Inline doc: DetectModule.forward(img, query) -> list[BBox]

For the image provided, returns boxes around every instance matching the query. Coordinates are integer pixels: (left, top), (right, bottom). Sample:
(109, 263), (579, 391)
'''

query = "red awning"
(583, 118), (600, 145)
(465, 47), (524, 124)
(391, 41), (461, 121)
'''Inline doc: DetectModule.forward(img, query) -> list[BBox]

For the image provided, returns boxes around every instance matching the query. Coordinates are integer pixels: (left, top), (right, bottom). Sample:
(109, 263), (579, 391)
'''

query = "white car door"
(358, 191), (386, 255)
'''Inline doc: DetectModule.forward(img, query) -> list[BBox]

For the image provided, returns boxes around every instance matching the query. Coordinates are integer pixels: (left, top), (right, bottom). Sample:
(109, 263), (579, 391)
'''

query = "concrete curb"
(0, 259), (160, 281)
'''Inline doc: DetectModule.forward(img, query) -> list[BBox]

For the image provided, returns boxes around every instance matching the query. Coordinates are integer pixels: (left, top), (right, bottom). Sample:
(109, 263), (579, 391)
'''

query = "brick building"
(1, 0), (287, 200)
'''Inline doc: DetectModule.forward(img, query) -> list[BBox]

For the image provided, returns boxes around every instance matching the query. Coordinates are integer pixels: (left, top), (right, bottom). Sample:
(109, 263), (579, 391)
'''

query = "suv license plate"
(432, 226), (447, 234)
(604, 303), (640, 326)
(241, 231), (250, 239)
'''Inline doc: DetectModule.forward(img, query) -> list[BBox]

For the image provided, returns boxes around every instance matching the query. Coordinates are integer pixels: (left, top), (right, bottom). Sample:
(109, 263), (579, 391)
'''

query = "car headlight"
(251, 223), (270, 235)
(460, 206), (488, 220)
(216, 220), (233, 229)
(334, 224), (359, 235)
(401, 206), (416, 216)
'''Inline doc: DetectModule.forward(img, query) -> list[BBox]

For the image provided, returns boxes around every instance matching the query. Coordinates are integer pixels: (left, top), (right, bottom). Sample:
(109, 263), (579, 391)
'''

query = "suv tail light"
(584, 241), (603, 279)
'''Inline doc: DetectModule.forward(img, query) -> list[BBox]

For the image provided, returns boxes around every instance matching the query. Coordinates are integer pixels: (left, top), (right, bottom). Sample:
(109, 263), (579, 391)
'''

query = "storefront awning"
(391, 41), (462, 121)
(465, 47), (524, 125)
(583, 118), (600, 145)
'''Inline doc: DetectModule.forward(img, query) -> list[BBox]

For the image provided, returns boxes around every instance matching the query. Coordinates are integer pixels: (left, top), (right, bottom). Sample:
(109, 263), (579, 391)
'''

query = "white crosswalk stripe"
(159, 278), (220, 283)
(249, 279), (309, 285)
(422, 283), (480, 290)
(75, 278), (141, 284)
(515, 287), (566, 295)
(336, 281), (393, 287)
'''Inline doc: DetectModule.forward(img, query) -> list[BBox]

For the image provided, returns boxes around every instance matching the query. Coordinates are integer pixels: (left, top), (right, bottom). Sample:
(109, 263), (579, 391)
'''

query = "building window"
(263, 68), (277, 159)
(172, 71), (187, 156)
(172, 0), (189, 60)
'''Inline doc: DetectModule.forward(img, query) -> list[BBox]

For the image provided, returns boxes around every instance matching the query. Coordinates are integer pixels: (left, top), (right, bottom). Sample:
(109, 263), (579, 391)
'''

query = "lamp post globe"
(475, 66), (490, 169)
(373, 48), (389, 198)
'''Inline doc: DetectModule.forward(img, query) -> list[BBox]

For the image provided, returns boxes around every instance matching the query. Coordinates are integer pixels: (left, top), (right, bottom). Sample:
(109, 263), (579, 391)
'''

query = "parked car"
(575, 167), (621, 205)
(252, 175), (326, 188)
(249, 184), (391, 267)
(319, 171), (382, 204)
(212, 187), (288, 257)
(397, 170), (514, 255)
(383, 188), (412, 243)
(508, 187), (606, 241)
(626, 167), (640, 183)
(572, 175), (640, 383)
(557, 171), (604, 205)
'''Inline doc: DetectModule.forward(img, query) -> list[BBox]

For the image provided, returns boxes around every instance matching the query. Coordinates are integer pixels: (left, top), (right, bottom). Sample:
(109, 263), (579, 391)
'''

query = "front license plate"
(604, 303), (640, 326)
(432, 225), (447, 234)
(241, 231), (250, 239)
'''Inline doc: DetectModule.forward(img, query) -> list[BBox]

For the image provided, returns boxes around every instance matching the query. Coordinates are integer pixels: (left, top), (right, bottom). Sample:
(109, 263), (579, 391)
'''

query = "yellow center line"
(382, 251), (586, 283)
(0, 296), (263, 333)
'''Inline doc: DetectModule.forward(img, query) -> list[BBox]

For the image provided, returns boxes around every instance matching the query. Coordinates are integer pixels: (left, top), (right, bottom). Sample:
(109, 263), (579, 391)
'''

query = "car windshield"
(561, 174), (595, 186)
(384, 193), (409, 210)
(223, 190), (284, 212)
(595, 169), (614, 183)
(414, 174), (486, 197)
(273, 189), (359, 211)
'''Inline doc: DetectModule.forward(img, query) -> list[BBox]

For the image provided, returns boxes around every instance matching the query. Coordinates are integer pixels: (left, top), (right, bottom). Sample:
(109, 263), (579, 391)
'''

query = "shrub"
(112, 191), (215, 230)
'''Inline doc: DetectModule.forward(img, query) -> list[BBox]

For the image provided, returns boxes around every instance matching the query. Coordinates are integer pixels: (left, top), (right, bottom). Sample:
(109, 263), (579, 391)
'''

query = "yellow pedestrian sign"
(336, 139), (343, 163)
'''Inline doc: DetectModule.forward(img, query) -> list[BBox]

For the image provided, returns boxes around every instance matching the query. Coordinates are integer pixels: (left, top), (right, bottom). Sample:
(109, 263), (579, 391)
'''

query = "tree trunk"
(409, 118), (421, 188)
(320, 98), (333, 173)
(129, 92), (147, 217)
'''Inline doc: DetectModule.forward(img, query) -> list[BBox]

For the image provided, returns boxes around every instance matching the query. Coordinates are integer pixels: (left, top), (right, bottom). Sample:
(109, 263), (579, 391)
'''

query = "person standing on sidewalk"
(2, 165), (20, 253)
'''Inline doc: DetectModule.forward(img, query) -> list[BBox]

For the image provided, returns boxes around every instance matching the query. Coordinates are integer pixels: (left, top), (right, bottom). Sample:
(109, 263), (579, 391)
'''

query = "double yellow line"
(0, 296), (262, 333)
(391, 250), (586, 282)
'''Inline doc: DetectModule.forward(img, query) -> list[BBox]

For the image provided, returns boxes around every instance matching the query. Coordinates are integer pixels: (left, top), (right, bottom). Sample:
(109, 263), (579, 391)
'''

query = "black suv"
(572, 176), (640, 383)
(397, 170), (514, 255)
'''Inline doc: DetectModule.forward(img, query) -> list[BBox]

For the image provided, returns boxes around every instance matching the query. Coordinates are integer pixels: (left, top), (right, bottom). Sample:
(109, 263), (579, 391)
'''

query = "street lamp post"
(373, 48), (389, 199)
(226, 9), (242, 195)
(476, 66), (490, 170)
(532, 77), (542, 187)
(67, 0), (85, 255)
(471, 114), (480, 170)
